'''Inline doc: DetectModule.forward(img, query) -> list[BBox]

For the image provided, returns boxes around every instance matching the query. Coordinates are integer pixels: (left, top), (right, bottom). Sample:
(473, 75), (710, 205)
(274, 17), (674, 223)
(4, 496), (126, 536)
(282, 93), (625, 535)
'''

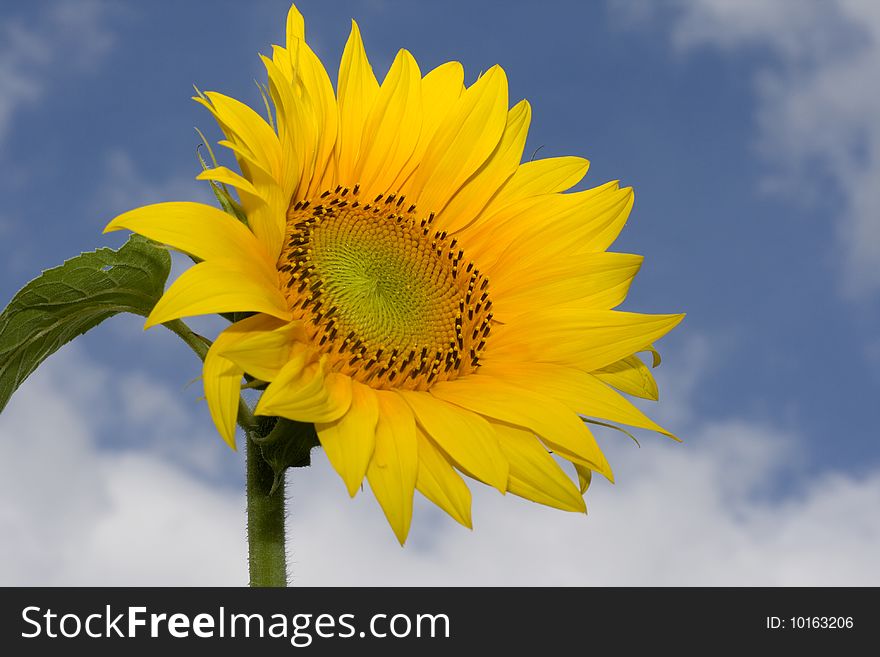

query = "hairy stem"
(246, 434), (287, 586)
(162, 318), (287, 587)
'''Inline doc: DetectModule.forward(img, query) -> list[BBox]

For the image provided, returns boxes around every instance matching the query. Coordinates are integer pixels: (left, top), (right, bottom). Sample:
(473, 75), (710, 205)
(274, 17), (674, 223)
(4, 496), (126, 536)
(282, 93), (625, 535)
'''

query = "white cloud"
(0, 1), (115, 146)
(0, 346), (245, 586)
(615, 0), (880, 299)
(664, 0), (850, 58)
(288, 419), (880, 586)
(1, 337), (879, 585)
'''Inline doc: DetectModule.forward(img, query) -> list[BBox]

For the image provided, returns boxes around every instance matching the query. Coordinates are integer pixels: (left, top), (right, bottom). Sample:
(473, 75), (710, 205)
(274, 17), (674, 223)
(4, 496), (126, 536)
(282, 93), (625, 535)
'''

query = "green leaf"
(253, 418), (320, 495)
(0, 235), (171, 413)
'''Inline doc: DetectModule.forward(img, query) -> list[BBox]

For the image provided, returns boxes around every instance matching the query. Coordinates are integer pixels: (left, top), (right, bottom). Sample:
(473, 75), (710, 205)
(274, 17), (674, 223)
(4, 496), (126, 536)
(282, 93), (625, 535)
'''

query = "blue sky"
(1, 0), (878, 585)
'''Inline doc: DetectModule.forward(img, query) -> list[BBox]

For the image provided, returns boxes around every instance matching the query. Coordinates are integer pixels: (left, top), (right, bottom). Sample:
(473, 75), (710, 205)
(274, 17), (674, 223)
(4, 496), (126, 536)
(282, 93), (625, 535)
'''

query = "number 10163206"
(766, 616), (854, 630)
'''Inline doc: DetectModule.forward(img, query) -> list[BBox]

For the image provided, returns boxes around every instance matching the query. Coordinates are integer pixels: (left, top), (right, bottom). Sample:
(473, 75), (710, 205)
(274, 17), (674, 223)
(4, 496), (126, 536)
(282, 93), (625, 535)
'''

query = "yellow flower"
(105, 3), (683, 543)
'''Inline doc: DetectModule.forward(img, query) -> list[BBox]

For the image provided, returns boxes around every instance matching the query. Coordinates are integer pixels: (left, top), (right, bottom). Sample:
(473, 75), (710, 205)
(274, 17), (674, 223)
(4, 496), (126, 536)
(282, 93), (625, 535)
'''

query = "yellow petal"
(479, 155), (590, 219)
(195, 167), (265, 211)
(415, 428), (472, 528)
(471, 183), (632, 268)
(391, 61), (464, 191)
(400, 390), (508, 492)
(367, 391), (418, 545)
(203, 342), (243, 450)
(216, 315), (306, 382)
(245, 185), (289, 264)
(268, 38), (337, 198)
(104, 202), (267, 264)
(408, 65), (509, 214)
(216, 151), (289, 259)
(289, 45), (338, 197)
(202, 314), (302, 448)
(353, 49), (422, 197)
(430, 374), (612, 480)
(574, 463), (592, 494)
(438, 99), (531, 233)
(202, 91), (282, 179)
(316, 380), (379, 497)
(594, 354), (659, 400)
(198, 93), (287, 259)
(212, 136), (276, 182)
(336, 19), (379, 184)
(145, 258), (291, 327)
(491, 252), (643, 317)
(256, 358), (352, 423)
(480, 361), (676, 440)
(571, 186), (635, 255)
(645, 344), (663, 367)
(199, 95), (285, 229)
(489, 309), (685, 372)
(281, 5), (339, 190)
(285, 2), (305, 42)
(493, 421), (585, 512)
(262, 53), (309, 201)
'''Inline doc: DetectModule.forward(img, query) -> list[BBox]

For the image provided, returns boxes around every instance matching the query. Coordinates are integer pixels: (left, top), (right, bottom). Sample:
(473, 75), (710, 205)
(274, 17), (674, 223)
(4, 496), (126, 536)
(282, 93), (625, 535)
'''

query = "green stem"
(162, 318), (288, 587)
(163, 318), (210, 360)
(246, 435), (287, 586)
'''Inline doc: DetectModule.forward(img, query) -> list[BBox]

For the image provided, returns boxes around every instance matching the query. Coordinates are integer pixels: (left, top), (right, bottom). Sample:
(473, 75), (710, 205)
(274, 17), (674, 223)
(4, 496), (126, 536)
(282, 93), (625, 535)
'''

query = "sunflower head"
(280, 187), (492, 390)
(105, 3), (683, 544)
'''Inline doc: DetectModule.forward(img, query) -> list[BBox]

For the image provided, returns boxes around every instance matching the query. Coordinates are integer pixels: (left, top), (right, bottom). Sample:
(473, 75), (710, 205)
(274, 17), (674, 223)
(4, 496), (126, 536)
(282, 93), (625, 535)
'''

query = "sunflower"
(105, 3), (683, 543)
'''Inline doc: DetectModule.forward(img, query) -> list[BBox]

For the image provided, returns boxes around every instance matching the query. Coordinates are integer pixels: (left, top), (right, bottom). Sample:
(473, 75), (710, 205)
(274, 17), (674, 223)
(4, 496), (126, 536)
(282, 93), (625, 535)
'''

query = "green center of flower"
(279, 186), (493, 390)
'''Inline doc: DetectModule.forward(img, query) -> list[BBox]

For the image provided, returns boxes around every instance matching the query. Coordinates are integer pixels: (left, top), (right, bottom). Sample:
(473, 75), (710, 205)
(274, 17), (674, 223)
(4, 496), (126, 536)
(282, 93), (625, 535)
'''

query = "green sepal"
(252, 417), (320, 495)
(584, 418), (641, 447)
(194, 127), (248, 225)
(0, 235), (171, 413)
(220, 310), (256, 324)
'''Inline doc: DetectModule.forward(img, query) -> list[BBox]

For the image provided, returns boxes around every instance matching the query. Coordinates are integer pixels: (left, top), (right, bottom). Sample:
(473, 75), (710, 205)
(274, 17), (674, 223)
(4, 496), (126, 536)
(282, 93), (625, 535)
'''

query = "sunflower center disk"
(279, 186), (493, 390)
